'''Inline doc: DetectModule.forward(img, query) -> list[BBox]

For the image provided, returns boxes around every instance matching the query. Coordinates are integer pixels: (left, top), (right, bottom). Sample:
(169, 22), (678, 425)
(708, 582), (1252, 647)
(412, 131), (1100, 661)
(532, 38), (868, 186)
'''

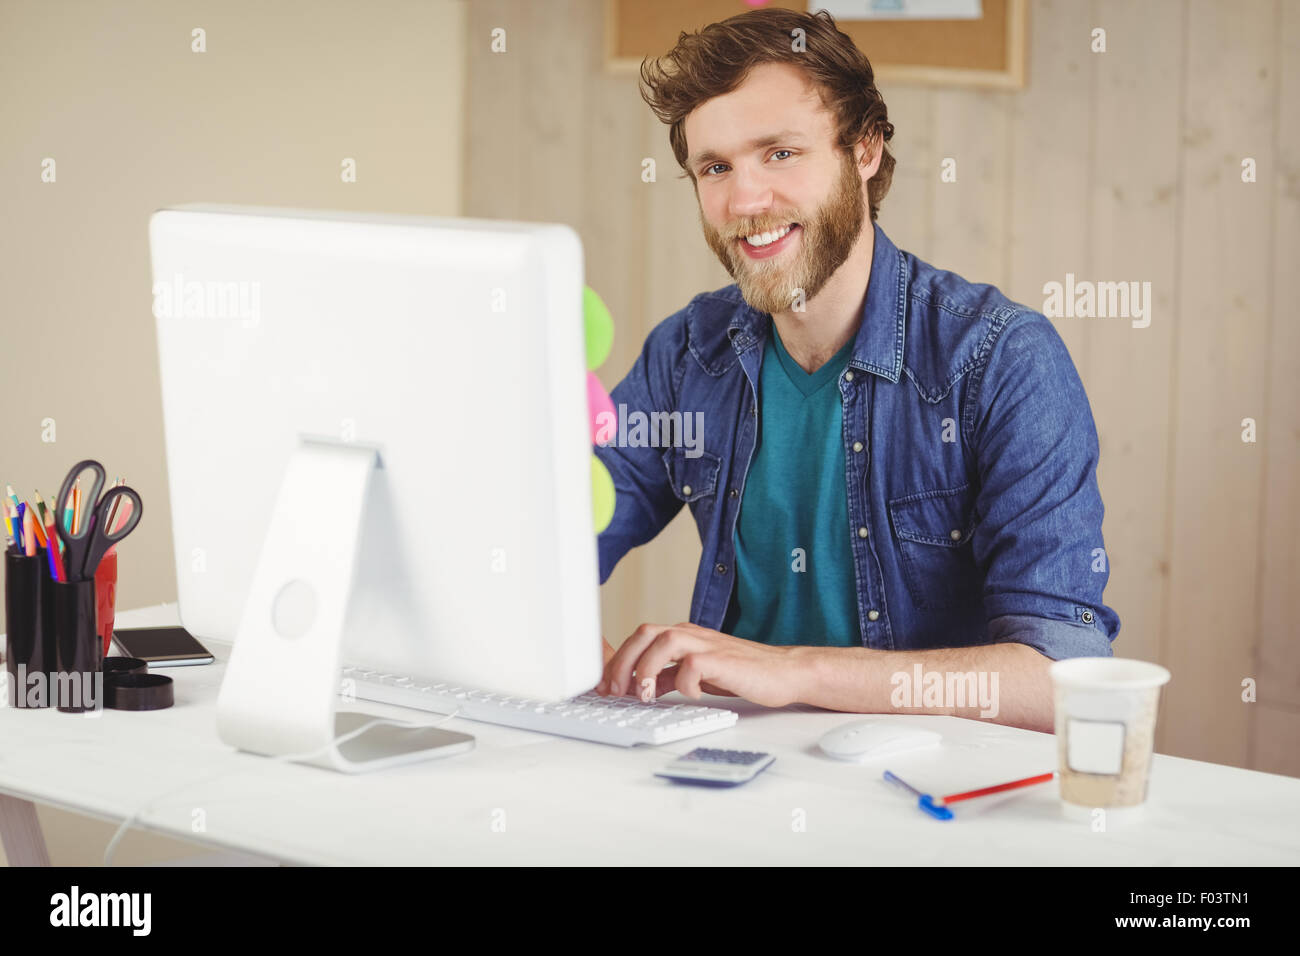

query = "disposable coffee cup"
(1049, 657), (1171, 817)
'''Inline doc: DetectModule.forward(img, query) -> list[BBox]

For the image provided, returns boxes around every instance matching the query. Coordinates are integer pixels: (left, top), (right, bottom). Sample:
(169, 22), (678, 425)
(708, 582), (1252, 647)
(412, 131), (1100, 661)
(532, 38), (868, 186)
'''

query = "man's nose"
(727, 167), (773, 222)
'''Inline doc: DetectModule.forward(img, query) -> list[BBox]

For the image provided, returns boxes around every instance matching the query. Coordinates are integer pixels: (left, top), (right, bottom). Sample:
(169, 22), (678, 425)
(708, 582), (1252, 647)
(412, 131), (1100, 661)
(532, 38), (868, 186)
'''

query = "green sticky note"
(591, 454), (615, 533)
(583, 286), (614, 371)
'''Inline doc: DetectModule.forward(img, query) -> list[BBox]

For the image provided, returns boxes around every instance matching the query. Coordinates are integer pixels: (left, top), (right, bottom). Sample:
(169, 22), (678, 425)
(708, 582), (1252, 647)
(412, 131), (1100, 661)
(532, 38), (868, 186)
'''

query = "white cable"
(102, 708), (462, 866)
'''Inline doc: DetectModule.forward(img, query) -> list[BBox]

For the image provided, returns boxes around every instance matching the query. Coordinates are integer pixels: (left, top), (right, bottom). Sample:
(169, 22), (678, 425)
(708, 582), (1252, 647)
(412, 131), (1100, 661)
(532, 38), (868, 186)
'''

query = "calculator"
(654, 747), (775, 786)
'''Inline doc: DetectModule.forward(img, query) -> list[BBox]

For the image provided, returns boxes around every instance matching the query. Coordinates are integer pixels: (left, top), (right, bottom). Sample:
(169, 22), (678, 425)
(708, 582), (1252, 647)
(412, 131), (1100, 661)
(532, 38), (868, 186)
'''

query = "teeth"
(743, 224), (793, 247)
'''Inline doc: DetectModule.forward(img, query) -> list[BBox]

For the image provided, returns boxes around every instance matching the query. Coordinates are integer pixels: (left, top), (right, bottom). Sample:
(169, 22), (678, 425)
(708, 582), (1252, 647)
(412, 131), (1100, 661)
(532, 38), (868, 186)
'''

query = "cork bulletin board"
(605, 0), (1027, 89)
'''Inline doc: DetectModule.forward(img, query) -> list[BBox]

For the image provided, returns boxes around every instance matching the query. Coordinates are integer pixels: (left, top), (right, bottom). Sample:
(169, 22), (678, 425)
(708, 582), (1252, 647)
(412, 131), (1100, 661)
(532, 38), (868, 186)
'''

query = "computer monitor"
(150, 205), (602, 769)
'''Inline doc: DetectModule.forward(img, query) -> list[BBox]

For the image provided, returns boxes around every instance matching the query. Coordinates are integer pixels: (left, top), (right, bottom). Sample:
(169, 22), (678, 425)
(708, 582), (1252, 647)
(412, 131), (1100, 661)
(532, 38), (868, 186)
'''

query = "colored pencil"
(5, 484), (19, 513)
(72, 480), (81, 534)
(45, 526), (59, 580)
(23, 507), (36, 556)
(104, 477), (126, 557)
(45, 514), (65, 581)
(936, 772), (1056, 806)
(32, 490), (51, 527)
(1, 500), (12, 541)
(30, 513), (47, 548)
(104, 477), (123, 532)
(63, 488), (74, 535)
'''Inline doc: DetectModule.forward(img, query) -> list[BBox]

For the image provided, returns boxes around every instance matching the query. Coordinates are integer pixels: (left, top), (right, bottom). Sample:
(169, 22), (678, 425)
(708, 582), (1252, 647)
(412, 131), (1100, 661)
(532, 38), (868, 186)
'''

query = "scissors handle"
(55, 459), (106, 579)
(80, 486), (143, 581)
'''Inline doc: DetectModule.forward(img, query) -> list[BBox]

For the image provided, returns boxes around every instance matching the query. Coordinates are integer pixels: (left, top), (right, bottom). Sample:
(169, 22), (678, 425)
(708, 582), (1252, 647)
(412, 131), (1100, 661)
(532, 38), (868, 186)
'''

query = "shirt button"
(949, 529), (961, 541)
(844, 370), (854, 382)
(728, 488), (739, 498)
(852, 441), (863, 453)
(867, 610), (880, 622)
(750, 405), (757, 417)
(681, 484), (692, 496)
(715, 563), (728, 574)
(857, 526), (869, 538)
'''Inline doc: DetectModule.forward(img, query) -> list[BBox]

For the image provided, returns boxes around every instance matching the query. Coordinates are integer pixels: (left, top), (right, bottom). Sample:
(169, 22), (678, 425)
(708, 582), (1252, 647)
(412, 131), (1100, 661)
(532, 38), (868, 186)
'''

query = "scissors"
(54, 459), (143, 582)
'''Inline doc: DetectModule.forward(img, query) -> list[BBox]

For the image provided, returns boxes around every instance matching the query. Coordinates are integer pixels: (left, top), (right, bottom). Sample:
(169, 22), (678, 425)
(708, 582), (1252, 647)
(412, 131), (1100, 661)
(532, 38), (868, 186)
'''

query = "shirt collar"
(725, 220), (907, 383)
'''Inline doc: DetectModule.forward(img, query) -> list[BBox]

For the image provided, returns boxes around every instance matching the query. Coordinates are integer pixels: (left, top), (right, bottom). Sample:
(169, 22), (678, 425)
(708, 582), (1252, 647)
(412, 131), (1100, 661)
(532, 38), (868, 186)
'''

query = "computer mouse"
(817, 720), (942, 762)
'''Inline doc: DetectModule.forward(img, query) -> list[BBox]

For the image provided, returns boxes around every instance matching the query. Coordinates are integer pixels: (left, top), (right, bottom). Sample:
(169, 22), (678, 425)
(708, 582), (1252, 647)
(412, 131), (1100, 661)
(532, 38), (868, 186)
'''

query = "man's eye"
(771, 150), (793, 161)
(704, 163), (728, 176)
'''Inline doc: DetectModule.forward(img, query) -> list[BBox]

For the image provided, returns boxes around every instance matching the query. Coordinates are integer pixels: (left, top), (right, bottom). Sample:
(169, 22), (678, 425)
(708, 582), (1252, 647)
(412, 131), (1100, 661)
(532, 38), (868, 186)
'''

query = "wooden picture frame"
(605, 0), (1027, 90)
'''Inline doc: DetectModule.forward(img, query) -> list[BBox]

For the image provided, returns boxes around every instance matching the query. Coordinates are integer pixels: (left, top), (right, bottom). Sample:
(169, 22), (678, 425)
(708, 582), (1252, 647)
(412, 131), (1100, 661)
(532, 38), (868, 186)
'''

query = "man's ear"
(855, 133), (883, 182)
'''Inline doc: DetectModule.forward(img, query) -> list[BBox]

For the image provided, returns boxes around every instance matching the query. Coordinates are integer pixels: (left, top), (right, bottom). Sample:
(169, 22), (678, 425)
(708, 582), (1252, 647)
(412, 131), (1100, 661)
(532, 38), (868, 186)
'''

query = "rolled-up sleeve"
(967, 311), (1120, 660)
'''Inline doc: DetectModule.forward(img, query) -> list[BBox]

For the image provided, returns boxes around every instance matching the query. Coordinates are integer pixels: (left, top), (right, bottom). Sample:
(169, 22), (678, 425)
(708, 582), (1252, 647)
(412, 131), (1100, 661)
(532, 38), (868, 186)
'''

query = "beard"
(700, 150), (866, 316)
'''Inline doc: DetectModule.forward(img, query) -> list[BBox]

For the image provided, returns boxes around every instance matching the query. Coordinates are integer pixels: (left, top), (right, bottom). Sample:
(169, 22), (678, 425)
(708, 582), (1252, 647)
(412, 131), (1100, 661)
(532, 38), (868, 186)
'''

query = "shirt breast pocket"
(662, 447), (722, 505)
(888, 484), (982, 611)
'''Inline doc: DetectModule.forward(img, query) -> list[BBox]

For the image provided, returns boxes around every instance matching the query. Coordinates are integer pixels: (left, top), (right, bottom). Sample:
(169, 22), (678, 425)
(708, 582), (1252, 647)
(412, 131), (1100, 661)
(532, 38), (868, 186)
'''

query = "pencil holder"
(52, 577), (102, 713)
(4, 550), (56, 709)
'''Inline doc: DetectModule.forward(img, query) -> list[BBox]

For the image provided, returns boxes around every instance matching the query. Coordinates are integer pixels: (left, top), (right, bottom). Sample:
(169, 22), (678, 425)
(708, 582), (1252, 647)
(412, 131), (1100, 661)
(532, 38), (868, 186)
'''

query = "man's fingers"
(600, 623), (670, 696)
(673, 652), (712, 699)
(633, 628), (709, 699)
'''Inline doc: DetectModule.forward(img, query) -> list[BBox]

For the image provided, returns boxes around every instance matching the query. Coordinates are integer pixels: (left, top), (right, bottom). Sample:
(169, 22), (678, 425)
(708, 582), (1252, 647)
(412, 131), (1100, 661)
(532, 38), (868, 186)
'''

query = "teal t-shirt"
(721, 324), (861, 647)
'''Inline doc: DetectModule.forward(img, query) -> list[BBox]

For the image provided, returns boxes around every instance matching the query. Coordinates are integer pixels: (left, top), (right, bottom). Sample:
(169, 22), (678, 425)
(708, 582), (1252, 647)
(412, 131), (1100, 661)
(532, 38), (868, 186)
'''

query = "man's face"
(686, 62), (872, 316)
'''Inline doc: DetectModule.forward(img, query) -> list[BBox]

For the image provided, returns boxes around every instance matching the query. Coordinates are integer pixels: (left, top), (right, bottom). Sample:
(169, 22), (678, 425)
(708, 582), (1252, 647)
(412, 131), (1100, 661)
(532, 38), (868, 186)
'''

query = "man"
(592, 8), (1117, 732)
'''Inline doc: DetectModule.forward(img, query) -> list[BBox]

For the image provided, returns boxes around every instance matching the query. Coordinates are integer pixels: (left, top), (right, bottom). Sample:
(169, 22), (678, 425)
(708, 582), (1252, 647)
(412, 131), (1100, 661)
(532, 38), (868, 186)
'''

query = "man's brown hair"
(639, 7), (896, 221)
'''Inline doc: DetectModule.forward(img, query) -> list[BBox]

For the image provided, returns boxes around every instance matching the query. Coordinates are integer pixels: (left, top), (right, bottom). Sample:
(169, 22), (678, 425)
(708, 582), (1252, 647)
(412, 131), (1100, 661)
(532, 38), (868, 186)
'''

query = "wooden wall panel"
(877, 84), (937, 260)
(930, 87), (1013, 291)
(1162, 0), (1275, 765)
(1087, 0), (1184, 749)
(1005, 0), (1093, 370)
(465, 0), (525, 218)
(1254, 0), (1300, 776)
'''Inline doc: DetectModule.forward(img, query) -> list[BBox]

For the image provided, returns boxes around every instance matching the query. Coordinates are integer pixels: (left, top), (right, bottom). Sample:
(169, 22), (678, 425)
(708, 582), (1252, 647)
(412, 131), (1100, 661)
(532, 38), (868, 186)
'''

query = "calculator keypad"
(684, 748), (769, 765)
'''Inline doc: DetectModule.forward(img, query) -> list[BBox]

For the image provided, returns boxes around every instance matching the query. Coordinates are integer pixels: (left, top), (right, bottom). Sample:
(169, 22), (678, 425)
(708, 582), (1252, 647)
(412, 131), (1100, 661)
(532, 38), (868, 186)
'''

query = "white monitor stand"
(215, 437), (474, 773)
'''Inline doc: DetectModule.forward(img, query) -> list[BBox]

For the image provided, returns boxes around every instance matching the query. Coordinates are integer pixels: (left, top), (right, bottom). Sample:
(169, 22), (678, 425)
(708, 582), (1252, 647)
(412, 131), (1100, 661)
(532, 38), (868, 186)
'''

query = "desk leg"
(0, 794), (51, 866)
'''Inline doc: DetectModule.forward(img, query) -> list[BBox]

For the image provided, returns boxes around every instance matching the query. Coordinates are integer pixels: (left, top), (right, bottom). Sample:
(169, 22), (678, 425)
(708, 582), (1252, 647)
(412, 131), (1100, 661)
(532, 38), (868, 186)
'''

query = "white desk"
(2, 603), (1298, 866)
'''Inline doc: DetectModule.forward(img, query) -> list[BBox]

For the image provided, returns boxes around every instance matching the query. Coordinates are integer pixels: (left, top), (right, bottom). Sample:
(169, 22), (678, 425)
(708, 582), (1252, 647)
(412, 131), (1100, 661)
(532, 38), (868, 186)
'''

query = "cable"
(102, 708), (462, 866)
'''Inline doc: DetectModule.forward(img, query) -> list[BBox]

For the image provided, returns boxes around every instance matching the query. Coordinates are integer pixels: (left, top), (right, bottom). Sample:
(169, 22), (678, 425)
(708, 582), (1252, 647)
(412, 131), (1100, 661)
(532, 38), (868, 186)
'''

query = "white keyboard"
(340, 666), (740, 747)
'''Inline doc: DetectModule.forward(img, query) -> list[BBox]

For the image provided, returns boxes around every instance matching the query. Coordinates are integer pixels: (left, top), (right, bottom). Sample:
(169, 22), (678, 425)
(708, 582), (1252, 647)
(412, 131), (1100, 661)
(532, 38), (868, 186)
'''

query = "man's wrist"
(784, 645), (861, 707)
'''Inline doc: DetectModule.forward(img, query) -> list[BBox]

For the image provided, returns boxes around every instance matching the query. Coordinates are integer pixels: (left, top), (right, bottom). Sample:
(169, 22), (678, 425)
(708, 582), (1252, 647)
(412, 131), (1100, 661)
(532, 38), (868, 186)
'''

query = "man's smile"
(737, 222), (802, 259)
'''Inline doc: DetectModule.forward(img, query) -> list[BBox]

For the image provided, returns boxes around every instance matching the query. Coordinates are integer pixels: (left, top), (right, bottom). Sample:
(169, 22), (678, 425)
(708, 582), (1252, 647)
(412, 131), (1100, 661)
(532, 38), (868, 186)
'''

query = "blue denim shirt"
(595, 221), (1119, 660)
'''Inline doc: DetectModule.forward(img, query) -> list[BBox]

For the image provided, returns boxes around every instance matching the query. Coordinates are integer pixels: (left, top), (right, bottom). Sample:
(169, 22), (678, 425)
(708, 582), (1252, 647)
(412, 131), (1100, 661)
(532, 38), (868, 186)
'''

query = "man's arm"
(789, 639), (1055, 733)
(594, 315), (688, 584)
(963, 310), (1120, 660)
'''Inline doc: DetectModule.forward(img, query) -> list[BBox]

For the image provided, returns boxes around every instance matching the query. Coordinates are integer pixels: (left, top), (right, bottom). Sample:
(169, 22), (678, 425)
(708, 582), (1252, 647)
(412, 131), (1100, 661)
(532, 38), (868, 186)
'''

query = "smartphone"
(112, 626), (215, 666)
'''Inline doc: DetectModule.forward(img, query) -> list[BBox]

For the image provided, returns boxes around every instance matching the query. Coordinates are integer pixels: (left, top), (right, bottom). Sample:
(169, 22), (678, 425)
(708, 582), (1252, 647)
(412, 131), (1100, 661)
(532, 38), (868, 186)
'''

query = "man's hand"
(594, 622), (802, 707)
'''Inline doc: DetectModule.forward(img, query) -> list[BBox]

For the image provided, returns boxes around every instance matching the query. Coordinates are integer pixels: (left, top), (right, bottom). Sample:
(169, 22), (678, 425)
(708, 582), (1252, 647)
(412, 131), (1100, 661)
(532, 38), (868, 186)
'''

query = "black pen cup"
(4, 550), (56, 709)
(52, 577), (102, 713)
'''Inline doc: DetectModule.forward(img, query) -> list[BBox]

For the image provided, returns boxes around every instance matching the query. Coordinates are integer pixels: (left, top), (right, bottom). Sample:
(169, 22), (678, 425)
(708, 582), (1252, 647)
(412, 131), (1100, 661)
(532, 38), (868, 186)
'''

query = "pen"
(936, 772), (1055, 806)
(883, 770), (953, 820)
